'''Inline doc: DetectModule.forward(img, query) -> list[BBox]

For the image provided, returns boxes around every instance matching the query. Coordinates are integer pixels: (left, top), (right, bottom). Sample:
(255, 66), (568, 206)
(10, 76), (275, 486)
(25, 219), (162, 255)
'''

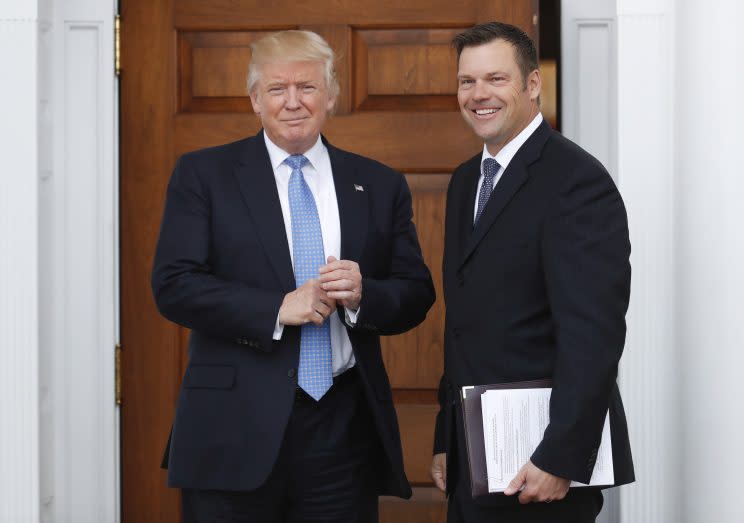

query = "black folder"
(460, 379), (552, 499)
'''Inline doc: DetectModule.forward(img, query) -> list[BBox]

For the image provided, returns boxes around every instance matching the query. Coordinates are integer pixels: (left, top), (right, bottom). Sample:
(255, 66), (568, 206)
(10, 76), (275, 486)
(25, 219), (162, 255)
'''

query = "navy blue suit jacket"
(435, 119), (634, 494)
(152, 131), (435, 496)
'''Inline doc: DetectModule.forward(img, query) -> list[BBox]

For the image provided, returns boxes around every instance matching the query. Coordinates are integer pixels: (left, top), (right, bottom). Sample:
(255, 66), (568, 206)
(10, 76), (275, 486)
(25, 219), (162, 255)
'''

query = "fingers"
(319, 255), (343, 273)
(319, 278), (357, 292)
(310, 309), (326, 326)
(508, 461), (570, 504)
(324, 287), (359, 305)
(321, 279), (360, 303)
(431, 453), (447, 493)
(278, 279), (336, 326)
(311, 297), (333, 324)
(503, 463), (527, 497)
(519, 487), (566, 505)
(318, 258), (360, 283)
(319, 258), (362, 310)
(319, 271), (359, 289)
(307, 290), (333, 325)
(518, 486), (536, 504)
(432, 471), (446, 492)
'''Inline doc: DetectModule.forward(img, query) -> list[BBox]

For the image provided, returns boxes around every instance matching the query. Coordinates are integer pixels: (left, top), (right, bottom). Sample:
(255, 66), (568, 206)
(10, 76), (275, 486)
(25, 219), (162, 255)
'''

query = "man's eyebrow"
(456, 71), (510, 79)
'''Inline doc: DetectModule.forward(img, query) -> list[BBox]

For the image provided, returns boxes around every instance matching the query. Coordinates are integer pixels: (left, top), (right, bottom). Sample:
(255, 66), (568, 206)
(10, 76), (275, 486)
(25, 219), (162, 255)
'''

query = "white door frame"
(562, 1), (679, 522)
(39, 0), (119, 521)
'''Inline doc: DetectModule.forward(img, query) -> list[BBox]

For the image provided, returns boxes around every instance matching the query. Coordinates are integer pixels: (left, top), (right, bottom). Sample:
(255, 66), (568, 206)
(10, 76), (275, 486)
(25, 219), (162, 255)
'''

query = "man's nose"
(285, 86), (301, 108)
(472, 80), (489, 101)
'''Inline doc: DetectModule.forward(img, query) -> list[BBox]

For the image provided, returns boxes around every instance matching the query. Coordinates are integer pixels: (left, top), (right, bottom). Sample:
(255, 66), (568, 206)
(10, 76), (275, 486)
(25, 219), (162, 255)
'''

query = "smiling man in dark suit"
(430, 22), (634, 522)
(152, 29), (435, 523)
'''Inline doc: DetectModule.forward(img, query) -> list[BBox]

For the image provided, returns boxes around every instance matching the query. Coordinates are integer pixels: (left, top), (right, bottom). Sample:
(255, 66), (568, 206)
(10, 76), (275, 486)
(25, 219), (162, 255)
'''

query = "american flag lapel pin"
(354, 184), (364, 192)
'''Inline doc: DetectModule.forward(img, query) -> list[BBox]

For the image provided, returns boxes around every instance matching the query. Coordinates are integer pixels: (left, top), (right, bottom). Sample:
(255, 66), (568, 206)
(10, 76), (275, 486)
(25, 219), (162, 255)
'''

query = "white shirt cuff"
(344, 307), (360, 326)
(273, 314), (284, 340)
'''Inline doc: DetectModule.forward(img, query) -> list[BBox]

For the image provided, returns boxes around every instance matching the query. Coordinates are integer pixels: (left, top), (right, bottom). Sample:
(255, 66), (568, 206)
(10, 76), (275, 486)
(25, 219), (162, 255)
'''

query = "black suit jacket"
(435, 119), (634, 488)
(152, 130), (435, 497)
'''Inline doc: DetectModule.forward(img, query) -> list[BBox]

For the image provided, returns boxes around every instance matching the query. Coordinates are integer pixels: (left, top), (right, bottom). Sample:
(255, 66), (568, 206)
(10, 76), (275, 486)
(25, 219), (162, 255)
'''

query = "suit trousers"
(447, 487), (603, 523)
(447, 399), (603, 523)
(181, 366), (381, 523)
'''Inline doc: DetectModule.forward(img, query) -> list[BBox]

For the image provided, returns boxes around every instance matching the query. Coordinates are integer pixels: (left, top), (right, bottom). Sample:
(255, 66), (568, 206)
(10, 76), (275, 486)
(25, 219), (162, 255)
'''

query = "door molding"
(37, 0), (120, 521)
(562, 1), (679, 523)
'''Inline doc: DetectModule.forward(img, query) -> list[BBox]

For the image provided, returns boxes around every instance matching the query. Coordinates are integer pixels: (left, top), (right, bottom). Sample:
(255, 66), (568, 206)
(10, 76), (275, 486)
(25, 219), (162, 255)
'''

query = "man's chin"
(283, 119), (308, 128)
(280, 134), (317, 154)
(473, 127), (502, 144)
(463, 118), (498, 139)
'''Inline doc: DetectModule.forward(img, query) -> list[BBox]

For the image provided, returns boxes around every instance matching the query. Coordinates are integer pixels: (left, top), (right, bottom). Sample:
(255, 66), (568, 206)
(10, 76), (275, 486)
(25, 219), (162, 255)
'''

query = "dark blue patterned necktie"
(474, 158), (501, 226)
(285, 154), (332, 401)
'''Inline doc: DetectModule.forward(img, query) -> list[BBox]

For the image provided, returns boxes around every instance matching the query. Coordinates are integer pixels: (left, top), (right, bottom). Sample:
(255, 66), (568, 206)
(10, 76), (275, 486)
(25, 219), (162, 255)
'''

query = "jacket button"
(288, 368), (296, 378)
(453, 328), (461, 339)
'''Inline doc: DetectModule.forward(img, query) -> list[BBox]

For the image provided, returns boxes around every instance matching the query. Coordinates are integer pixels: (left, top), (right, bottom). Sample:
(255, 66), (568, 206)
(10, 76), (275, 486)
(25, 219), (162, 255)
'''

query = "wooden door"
(120, 1), (538, 521)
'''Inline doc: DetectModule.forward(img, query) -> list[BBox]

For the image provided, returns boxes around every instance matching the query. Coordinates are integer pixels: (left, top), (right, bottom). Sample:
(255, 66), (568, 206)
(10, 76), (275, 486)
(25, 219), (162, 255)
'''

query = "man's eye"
(269, 87), (284, 94)
(459, 79), (474, 87)
(302, 85), (316, 93)
(491, 76), (506, 82)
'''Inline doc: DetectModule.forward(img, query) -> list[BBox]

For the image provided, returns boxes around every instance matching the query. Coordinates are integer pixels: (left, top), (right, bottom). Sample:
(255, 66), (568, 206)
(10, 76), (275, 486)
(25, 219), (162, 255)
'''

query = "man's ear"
(527, 69), (542, 102)
(326, 93), (337, 115)
(249, 90), (261, 115)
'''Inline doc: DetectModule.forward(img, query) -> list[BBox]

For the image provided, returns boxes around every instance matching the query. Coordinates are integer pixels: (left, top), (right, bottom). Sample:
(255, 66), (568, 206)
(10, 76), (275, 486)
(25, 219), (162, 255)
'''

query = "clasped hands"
(278, 256), (362, 326)
(431, 453), (569, 504)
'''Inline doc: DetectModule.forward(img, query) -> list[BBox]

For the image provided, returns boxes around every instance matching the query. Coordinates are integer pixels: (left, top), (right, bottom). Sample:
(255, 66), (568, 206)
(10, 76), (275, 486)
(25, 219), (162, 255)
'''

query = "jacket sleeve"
(433, 375), (451, 454)
(530, 160), (631, 483)
(352, 172), (436, 335)
(151, 155), (284, 351)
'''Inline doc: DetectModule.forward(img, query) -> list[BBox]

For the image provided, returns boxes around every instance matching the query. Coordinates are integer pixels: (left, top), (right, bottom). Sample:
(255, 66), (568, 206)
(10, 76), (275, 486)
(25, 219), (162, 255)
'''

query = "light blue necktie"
(474, 158), (501, 226)
(286, 154), (333, 400)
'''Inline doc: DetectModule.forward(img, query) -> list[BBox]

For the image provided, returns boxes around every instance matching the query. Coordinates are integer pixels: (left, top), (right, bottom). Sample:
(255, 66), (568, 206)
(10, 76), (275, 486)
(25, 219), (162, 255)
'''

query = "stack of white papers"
(480, 387), (614, 493)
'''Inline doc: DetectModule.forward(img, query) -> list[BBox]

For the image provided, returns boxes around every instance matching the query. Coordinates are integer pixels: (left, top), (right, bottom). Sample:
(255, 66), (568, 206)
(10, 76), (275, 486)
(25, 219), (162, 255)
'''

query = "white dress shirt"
(473, 113), (544, 221)
(264, 132), (356, 375)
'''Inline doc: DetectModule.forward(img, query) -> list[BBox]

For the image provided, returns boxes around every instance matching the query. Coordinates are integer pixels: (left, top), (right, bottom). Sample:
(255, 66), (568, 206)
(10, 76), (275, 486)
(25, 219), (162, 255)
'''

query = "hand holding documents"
(481, 387), (613, 493)
(460, 380), (614, 498)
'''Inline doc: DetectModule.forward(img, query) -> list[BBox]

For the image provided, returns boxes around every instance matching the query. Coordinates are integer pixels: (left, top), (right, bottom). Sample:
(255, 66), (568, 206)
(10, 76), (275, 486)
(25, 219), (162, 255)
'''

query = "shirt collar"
(480, 112), (544, 171)
(263, 131), (325, 172)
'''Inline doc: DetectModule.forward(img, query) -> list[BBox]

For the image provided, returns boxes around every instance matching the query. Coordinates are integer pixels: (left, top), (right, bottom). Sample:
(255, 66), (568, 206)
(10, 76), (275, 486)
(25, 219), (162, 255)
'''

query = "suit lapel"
(233, 130), (296, 293)
(326, 139), (368, 262)
(457, 155), (481, 259)
(459, 119), (552, 269)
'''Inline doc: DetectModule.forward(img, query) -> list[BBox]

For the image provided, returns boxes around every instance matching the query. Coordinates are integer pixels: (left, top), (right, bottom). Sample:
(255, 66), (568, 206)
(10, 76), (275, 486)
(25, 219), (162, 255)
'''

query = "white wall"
(676, 1), (744, 522)
(1, 0), (119, 522)
(0, 3), (41, 521)
(566, 1), (744, 522)
(616, 2), (680, 521)
(563, 1), (680, 522)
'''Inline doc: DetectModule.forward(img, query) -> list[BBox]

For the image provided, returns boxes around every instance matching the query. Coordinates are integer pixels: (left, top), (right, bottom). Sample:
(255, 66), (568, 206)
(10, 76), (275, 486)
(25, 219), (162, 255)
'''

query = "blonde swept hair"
(247, 30), (340, 99)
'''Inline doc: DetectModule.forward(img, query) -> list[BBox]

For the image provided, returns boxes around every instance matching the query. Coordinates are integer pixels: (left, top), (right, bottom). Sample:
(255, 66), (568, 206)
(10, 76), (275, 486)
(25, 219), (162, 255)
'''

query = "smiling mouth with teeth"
(474, 108), (499, 115)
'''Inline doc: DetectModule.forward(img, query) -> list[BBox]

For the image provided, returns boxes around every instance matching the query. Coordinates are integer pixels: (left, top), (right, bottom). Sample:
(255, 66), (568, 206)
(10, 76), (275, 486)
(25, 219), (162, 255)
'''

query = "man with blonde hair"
(153, 29), (435, 522)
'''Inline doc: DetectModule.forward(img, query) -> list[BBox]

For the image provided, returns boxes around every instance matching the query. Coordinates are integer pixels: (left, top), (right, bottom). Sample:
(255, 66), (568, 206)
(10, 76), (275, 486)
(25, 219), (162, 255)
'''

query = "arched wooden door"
(120, 1), (538, 521)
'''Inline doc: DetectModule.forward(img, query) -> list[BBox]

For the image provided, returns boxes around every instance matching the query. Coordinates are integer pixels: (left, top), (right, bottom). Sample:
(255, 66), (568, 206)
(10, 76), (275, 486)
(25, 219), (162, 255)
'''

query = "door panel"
(121, 1), (538, 521)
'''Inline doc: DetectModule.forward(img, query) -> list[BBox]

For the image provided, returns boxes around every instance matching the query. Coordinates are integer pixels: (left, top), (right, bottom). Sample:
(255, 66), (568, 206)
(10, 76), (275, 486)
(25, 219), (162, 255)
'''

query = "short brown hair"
(452, 22), (538, 88)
